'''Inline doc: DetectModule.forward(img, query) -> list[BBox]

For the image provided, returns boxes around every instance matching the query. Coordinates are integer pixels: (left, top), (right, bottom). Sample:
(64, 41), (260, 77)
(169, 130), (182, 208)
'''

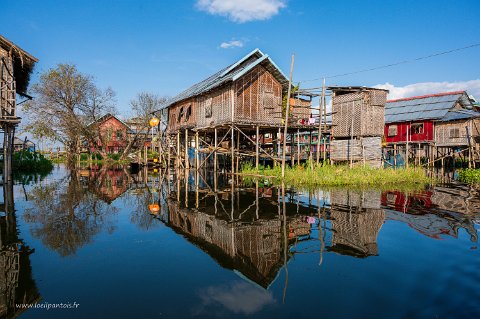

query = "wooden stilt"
(185, 129), (189, 169)
(176, 132), (180, 169)
(214, 128), (218, 172)
(195, 131), (199, 170)
(256, 125), (259, 169)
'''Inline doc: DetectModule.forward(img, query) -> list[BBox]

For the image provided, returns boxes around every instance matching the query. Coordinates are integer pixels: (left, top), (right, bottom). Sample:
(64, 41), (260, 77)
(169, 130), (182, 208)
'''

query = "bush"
(12, 150), (54, 174)
(108, 153), (121, 161)
(458, 169), (480, 185)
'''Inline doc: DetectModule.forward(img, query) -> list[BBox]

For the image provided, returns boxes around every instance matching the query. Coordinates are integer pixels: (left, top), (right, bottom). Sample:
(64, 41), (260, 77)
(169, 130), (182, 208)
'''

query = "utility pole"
(316, 78), (326, 165)
(282, 54), (295, 178)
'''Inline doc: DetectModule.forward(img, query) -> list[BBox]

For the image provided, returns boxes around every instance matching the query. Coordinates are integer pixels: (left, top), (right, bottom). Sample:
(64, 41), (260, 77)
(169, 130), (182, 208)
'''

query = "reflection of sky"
(197, 281), (275, 316)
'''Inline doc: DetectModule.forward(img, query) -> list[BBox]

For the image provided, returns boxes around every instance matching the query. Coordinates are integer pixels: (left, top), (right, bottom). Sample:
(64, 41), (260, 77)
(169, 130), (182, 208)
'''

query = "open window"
(185, 105), (192, 121)
(410, 123), (424, 135)
(177, 107), (183, 123)
(205, 98), (212, 118)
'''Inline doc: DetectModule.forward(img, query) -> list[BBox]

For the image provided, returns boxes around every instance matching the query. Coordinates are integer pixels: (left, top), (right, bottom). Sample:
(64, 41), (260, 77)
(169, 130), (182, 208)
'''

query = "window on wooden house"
(410, 123), (424, 135)
(177, 107), (183, 123)
(262, 90), (274, 109)
(185, 105), (192, 121)
(205, 98), (213, 118)
(116, 130), (123, 140)
(449, 128), (460, 138)
(388, 125), (398, 137)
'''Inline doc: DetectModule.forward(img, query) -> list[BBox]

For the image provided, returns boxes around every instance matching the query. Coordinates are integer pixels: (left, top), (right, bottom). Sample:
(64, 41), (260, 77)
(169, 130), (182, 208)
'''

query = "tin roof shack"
(157, 49), (317, 170)
(329, 87), (388, 167)
(163, 49), (288, 132)
(384, 91), (480, 166)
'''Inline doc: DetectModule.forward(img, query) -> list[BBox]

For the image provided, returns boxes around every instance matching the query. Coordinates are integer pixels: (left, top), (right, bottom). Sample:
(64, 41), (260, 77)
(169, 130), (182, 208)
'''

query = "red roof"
(387, 91), (465, 103)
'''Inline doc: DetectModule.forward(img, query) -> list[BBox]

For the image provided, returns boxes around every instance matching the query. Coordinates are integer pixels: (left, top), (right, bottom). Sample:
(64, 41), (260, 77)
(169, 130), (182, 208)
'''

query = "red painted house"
(89, 114), (131, 154)
(384, 91), (472, 144)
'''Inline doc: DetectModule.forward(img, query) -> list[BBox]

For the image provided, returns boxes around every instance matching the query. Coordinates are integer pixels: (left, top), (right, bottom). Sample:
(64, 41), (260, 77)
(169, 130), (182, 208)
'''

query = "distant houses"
(384, 91), (480, 165)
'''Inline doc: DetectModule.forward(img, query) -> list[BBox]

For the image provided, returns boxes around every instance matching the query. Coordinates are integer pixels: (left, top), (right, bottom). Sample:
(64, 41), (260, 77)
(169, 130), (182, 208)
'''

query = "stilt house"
(384, 91), (480, 164)
(160, 49), (310, 133)
(329, 86), (389, 167)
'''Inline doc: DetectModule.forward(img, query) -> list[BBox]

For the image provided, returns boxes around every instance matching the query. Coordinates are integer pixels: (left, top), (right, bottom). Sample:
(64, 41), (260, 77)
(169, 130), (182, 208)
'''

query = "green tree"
(23, 64), (116, 164)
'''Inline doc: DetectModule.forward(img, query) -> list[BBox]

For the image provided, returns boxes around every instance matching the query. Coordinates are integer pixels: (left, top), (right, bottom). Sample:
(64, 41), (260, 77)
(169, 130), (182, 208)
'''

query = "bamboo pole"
(214, 128), (218, 172)
(185, 129), (189, 169)
(316, 78), (325, 165)
(176, 132), (180, 169)
(349, 101), (354, 169)
(195, 131), (199, 170)
(255, 125), (260, 169)
(282, 54), (295, 178)
(297, 128), (300, 165)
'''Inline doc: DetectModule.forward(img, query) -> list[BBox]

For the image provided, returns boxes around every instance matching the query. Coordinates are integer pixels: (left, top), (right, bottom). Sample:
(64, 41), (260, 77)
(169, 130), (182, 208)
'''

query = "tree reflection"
(23, 171), (118, 256)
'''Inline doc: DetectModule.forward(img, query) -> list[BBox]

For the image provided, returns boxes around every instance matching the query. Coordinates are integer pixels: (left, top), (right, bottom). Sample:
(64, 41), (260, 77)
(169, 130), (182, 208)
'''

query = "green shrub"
(12, 150), (54, 174)
(458, 169), (480, 185)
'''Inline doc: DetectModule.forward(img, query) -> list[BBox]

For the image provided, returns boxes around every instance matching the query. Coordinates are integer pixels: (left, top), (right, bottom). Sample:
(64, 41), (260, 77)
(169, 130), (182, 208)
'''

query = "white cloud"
(375, 80), (480, 101)
(220, 40), (244, 49)
(196, 0), (286, 23)
(198, 281), (275, 315)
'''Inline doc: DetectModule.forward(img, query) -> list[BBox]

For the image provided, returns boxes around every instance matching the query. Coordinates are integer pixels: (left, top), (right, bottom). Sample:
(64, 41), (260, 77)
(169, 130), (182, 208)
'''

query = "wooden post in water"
(214, 128), (218, 172)
(281, 54), (295, 178)
(195, 131), (199, 170)
(231, 126), (235, 173)
(176, 132), (180, 169)
(185, 129), (189, 169)
(256, 125), (260, 169)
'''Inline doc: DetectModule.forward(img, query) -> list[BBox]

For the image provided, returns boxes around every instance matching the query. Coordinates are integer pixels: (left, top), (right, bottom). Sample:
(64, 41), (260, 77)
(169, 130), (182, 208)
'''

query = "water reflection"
(0, 182), (40, 318)
(13, 165), (480, 317)
(23, 169), (119, 256)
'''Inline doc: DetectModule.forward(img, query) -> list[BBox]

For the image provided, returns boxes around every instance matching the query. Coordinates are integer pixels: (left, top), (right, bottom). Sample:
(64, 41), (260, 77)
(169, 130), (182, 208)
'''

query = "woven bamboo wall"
(168, 98), (197, 133)
(435, 120), (470, 146)
(290, 97), (311, 121)
(0, 47), (15, 119)
(331, 90), (386, 138)
(330, 137), (382, 167)
(196, 85), (232, 129)
(234, 65), (283, 125)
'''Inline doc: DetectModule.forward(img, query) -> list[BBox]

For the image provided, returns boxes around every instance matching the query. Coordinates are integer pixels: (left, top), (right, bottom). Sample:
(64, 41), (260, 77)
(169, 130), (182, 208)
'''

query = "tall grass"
(458, 168), (480, 185)
(241, 162), (431, 187)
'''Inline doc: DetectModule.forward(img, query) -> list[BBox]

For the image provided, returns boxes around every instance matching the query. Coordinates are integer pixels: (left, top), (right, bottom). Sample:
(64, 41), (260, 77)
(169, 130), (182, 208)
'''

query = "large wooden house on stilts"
(0, 35), (38, 182)
(384, 91), (480, 167)
(155, 49), (316, 171)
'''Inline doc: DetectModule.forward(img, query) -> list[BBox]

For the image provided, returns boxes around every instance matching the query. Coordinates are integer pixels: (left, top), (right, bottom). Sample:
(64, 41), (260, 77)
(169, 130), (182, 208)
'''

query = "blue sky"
(2, 0), (480, 119)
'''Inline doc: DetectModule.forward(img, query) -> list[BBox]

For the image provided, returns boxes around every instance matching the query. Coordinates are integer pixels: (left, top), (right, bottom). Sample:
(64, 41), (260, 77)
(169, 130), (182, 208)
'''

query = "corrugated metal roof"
(159, 49), (288, 110)
(439, 109), (480, 122)
(385, 92), (473, 123)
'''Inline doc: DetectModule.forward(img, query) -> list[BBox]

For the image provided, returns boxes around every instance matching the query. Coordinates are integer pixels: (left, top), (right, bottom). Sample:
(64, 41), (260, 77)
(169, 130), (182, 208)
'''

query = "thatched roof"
(0, 35), (38, 96)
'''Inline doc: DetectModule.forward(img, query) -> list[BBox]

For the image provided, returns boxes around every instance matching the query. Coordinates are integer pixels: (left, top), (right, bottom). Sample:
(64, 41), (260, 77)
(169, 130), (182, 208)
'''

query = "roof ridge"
(387, 91), (465, 103)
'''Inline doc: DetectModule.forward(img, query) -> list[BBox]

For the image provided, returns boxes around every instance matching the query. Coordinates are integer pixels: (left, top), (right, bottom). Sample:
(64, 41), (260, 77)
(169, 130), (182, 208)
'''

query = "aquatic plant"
(241, 162), (431, 187)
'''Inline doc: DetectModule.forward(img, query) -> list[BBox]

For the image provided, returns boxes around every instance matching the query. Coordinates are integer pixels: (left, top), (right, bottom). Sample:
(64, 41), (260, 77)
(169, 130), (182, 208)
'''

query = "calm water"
(2, 165), (479, 318)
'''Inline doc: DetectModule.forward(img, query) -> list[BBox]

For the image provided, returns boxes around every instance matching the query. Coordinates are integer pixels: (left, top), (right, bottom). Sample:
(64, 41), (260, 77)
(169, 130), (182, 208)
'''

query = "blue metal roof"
(385, 92), (473, 123)
(159, 49), (288, 110)
(439, 109), (480, 122)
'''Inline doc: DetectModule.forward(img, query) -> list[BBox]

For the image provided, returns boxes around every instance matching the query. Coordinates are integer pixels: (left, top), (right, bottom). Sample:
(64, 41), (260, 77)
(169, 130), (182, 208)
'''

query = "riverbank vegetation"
(12, 150), (53, 174)
(241, 162), (431, 187)
(458, 169), (480, 186)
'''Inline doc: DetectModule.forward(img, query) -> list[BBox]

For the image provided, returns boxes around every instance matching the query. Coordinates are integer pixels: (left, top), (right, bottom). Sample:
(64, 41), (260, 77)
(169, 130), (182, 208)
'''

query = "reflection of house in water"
(80, 167), (130, 204)
(382, 188), (478, 242)
(165, 185), (313, 288)
(328, 189), (385, 258)
(169, 205), (283, 288)
(0, 184), (40, 318)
